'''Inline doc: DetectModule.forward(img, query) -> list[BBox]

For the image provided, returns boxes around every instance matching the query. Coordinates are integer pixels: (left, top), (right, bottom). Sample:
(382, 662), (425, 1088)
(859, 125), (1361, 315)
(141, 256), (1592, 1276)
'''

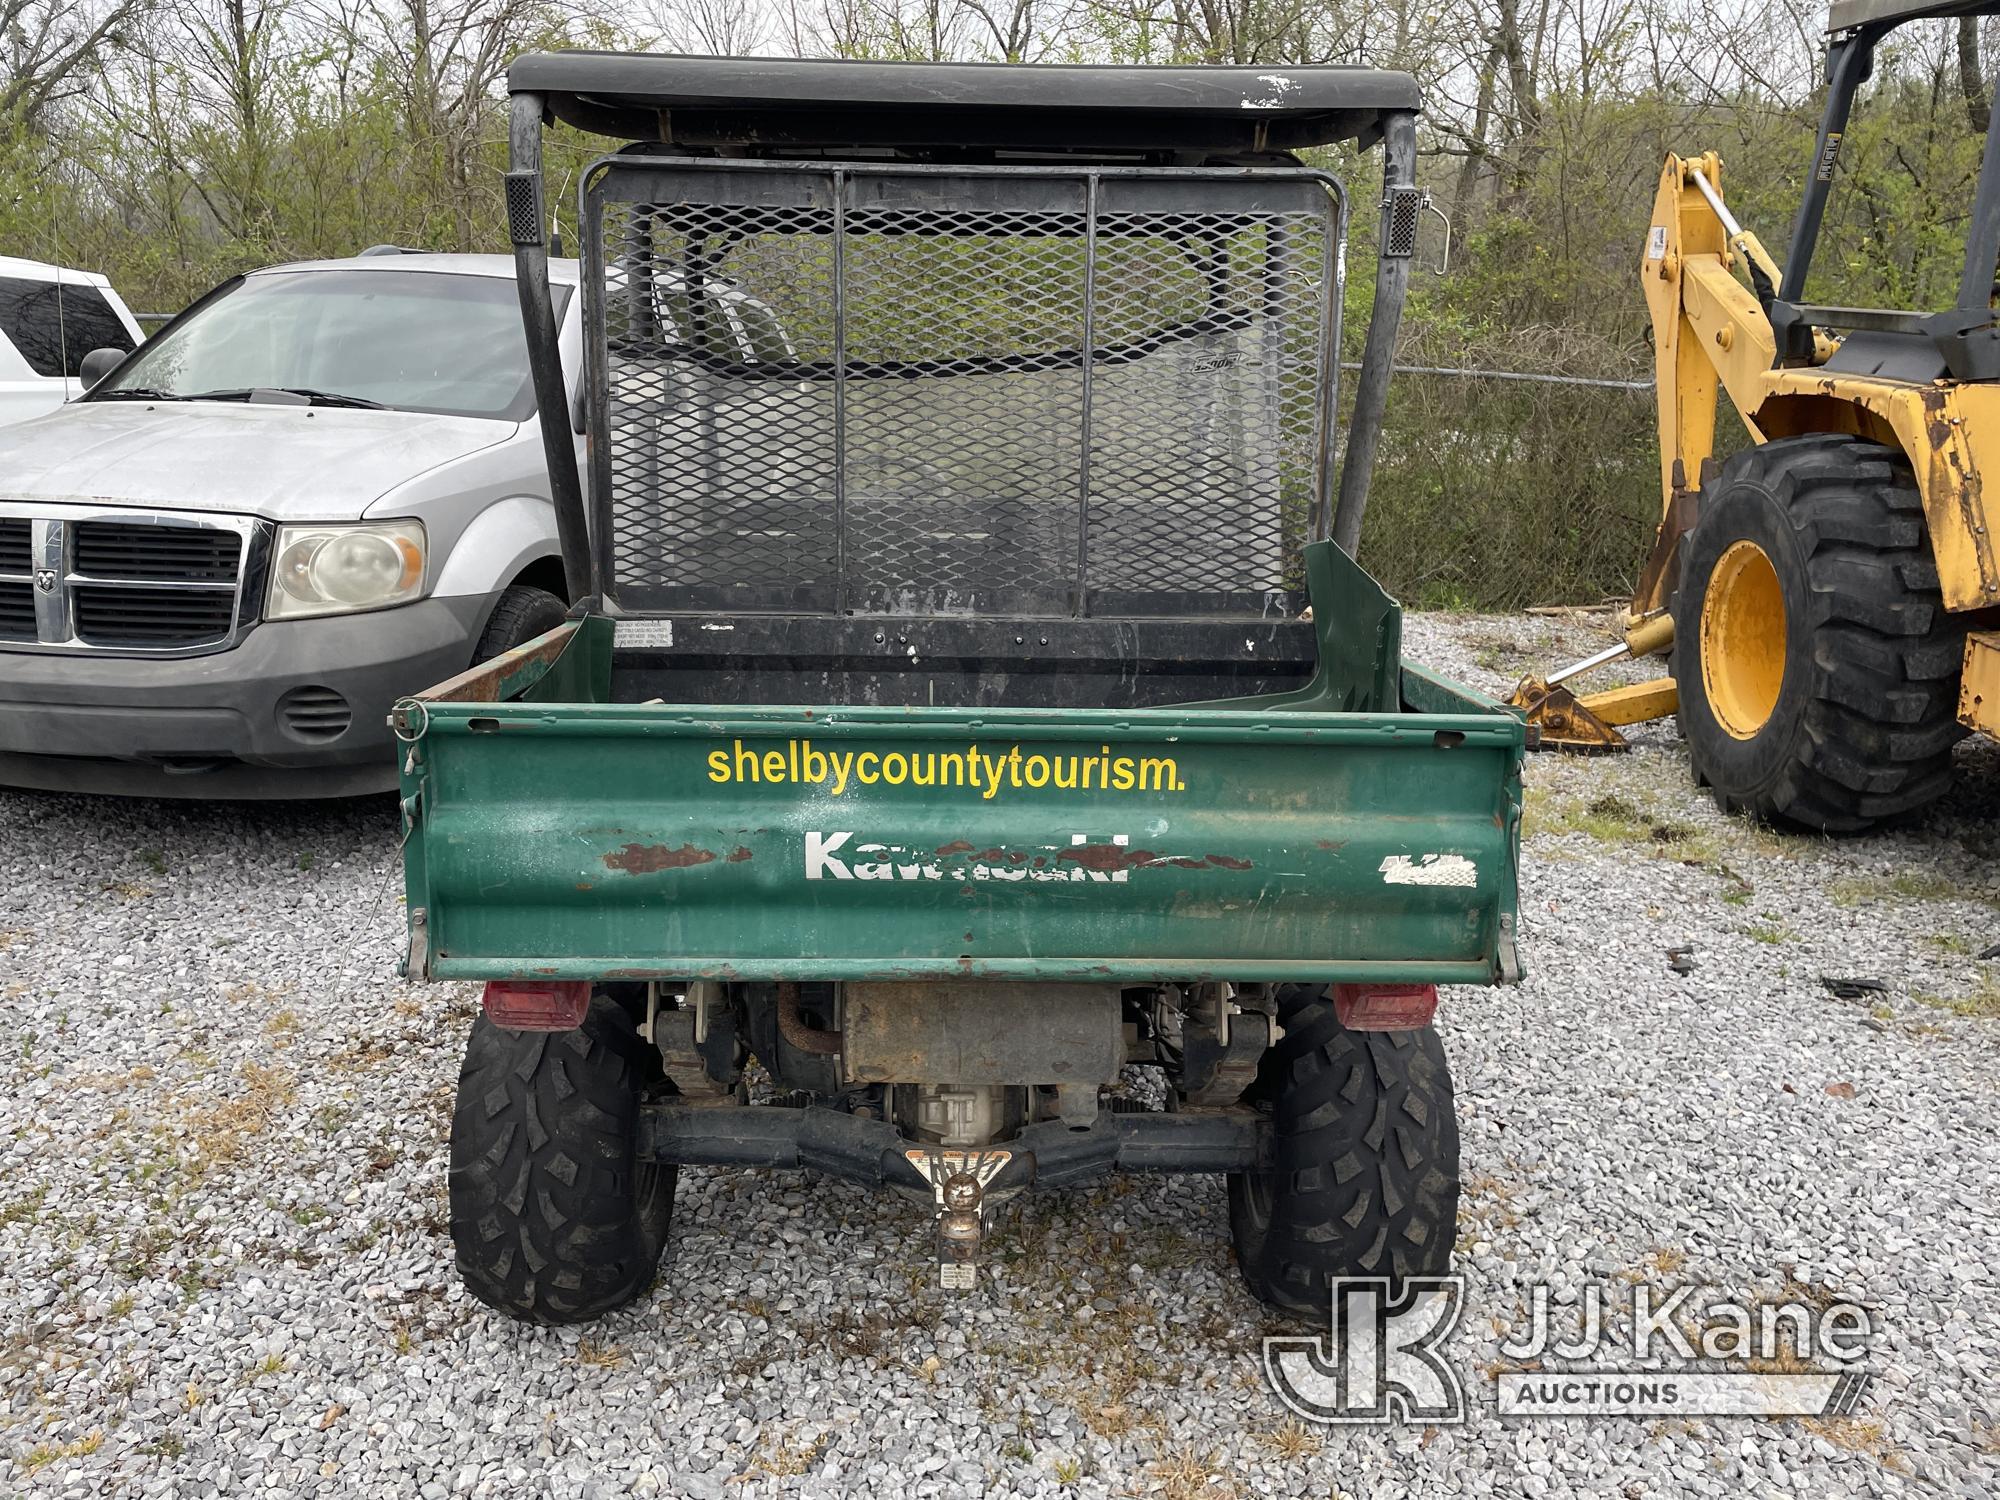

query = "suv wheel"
(474, 583), (567, 661)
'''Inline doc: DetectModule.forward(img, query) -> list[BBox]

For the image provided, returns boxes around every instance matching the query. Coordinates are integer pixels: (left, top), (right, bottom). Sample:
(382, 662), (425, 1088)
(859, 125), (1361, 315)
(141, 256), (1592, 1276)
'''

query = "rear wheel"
(473, 583), (566, 662)
(1228, 985), (1459, 1318)
(1672, 434), (1965, 833)
(448, 994), (676, 1324)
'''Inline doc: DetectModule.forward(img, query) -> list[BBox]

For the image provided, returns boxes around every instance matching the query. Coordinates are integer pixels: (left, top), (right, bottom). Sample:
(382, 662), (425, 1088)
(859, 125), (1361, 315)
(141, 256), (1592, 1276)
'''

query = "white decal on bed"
(1379, 853), (1477, 887)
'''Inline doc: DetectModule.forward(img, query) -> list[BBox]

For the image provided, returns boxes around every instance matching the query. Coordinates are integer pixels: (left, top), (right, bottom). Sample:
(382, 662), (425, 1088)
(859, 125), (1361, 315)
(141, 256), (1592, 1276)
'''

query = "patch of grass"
(179, 1061), (298, 1179)
(1828, 871), (1975, 907)
(1264, 1420), (1321, 1459)
(1083, 1401), (1135, 1439)
(1720, 886), (1751, 906)
(746, 1426), (829, 1479)
(265, 1010), (302, 1047)
(0, 928), (30, 951)
(1803, 1415), (1909, 1472)
(137, 1435), (184, 1458)
(224, 980), (294, 1005)
(1522, 788), (1698, 851)
(247, 1353), (286, 1380)
(22, 1432), (104, 1469)
(1150, 1448), (1232, 1500)
(1459, 1172), (1523, 1231)
(0, 1186), (47, 1226)
(1051, 1456), (1083, 1486)
(107, 1293), (136, 1319)
(1741, 921), (1793, 946)
(136, 847), (167, 875)
(296, 851), (315, 872)
(575, 1338), (626, 1368)
(1928, 932), (1972, 955)
(1914, 974), (2000, 1019)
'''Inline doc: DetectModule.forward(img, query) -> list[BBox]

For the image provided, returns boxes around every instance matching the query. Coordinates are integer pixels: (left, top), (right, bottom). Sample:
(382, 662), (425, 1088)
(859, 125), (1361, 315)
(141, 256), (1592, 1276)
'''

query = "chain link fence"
(1351, 353), (1662, 611)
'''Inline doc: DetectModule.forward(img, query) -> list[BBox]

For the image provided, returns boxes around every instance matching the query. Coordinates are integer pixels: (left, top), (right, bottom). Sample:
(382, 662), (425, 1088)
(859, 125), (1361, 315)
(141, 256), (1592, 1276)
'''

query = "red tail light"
(1333, 982), (1438, 1031)
(481, 980), (591, 1030)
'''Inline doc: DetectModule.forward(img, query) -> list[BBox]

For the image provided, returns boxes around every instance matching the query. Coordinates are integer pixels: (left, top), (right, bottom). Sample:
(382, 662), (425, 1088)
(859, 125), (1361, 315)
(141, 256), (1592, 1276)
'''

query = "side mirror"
(79, 347), (126, 390)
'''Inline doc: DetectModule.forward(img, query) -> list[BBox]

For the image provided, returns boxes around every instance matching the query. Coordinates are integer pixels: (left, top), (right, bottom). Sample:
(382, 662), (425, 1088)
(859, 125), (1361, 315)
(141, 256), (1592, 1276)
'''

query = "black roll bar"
(508, 91), (594, 604)
(1331, 108), (1418, 557)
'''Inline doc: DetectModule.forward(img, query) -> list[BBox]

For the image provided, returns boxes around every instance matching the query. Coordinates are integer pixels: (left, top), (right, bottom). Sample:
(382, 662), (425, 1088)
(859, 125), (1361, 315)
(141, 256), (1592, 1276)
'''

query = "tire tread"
(448, 996), (675, 1324)
(1229, 988), (1458, 1317)
(1675, 434), (1966, 832)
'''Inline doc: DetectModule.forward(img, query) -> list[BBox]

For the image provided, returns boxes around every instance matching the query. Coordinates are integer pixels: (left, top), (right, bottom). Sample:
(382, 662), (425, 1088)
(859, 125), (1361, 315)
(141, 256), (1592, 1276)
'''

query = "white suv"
(0, 249), (798, 798)
(0, 256), (144, 426)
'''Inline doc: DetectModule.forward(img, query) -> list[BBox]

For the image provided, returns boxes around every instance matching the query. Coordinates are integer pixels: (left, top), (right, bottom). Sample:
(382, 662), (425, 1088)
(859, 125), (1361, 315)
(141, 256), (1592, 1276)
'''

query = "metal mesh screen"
(585, 164), (1341, 618)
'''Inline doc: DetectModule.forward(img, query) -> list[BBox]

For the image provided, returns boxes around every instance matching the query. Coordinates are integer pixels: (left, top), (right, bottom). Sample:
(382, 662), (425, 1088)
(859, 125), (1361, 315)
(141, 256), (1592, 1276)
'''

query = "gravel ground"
(2, 609), (1996, 1499)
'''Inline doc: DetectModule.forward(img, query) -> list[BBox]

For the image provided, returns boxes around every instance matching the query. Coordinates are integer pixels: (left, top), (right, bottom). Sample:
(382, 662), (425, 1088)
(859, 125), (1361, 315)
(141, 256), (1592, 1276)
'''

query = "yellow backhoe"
(1511, 0), (2000, 831)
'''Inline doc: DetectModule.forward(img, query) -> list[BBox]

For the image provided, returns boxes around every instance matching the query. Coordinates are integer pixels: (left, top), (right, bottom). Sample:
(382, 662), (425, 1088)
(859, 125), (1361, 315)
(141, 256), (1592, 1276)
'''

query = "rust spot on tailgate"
(417, 621), (578, 704)
(727, 847), (753, 863)
(1058, 843), (1144, 872)
(1055, 845), (1253, 872)
(603, 843), (717, 874)
(936, 840), (974, 856)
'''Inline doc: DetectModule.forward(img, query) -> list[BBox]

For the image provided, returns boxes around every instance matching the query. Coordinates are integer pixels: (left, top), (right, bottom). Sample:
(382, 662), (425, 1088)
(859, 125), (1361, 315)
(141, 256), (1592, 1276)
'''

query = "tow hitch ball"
(906, 1148), (1012, 1290)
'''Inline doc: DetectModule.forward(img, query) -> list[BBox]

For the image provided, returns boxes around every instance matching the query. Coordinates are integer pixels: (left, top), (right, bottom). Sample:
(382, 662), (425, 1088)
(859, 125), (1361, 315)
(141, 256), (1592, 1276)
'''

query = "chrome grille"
(584, 162), (1342, 618)
(0, 507), (256, 654)
(0, 582), (30, 637)
(0, 518), (28, 639)
(75, 521), (240, 582)
(0, 517), (27, 572)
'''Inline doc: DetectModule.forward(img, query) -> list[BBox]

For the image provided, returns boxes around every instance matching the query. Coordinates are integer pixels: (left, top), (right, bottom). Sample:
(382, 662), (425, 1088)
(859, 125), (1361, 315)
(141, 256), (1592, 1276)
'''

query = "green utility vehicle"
(393, 52), (1524, 1323)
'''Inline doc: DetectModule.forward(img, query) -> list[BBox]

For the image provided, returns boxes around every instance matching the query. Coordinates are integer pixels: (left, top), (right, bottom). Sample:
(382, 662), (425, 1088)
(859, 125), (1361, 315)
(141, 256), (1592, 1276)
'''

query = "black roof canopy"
(508, 52), (1421, 156)
(1826, 0), (2000, 31)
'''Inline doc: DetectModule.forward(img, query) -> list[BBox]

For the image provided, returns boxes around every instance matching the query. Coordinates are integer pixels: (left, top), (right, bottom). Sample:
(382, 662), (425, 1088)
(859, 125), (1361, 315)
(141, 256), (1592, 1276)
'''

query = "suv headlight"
(267, 521), (426, 620)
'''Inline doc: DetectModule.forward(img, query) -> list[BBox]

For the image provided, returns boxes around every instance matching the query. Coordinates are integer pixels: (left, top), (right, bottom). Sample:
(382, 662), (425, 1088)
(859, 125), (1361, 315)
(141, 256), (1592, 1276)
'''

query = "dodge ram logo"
(33, 567), (55, 593)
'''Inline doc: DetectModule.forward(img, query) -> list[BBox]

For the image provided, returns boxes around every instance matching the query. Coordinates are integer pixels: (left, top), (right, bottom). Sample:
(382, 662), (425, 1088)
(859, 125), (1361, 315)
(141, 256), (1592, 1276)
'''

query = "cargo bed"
(393, 544), (1523, 986)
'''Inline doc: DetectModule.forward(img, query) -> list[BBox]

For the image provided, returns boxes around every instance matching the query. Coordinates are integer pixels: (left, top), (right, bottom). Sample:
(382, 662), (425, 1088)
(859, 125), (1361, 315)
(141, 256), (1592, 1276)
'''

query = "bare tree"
(0, 0), (148, 123)
(346, 0), (561, 247)
(647, 0), (769, 55)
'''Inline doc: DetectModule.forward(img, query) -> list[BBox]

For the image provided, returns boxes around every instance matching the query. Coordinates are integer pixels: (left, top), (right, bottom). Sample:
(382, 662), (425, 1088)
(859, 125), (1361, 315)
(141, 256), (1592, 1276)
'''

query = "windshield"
(94, 268), (556, 420)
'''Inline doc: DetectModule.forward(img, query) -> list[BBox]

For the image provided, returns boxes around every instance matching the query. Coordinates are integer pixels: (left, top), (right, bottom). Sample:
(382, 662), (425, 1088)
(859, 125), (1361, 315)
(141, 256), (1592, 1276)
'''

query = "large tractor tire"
(1672, 434), (1965, 833)
(1228, 985), (1459, 1318)
(448, 994), (677, 1324)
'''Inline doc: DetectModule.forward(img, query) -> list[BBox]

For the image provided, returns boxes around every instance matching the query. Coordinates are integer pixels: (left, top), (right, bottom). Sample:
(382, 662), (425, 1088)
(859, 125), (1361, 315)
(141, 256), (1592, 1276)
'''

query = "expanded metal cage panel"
(583, 162), (1343, 618)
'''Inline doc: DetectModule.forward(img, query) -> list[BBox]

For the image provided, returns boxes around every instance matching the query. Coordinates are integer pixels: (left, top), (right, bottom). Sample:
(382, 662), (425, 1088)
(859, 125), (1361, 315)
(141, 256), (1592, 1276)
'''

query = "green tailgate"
(395, 640), (1523, 985)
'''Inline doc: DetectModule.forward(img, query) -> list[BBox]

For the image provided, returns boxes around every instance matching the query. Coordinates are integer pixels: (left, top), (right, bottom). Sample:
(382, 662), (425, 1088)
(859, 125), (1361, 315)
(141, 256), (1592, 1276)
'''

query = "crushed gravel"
(2, 609), (1996, 1498)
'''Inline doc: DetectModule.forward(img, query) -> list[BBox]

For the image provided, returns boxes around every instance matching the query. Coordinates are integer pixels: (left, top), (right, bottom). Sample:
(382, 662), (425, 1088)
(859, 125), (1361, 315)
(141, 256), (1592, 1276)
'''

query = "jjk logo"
(1262, 1277), (1467, 1425)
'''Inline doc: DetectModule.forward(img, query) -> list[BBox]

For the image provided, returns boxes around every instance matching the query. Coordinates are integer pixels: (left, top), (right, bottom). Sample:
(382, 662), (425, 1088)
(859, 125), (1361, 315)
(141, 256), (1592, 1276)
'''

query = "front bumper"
(0, 595), (486, 798)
